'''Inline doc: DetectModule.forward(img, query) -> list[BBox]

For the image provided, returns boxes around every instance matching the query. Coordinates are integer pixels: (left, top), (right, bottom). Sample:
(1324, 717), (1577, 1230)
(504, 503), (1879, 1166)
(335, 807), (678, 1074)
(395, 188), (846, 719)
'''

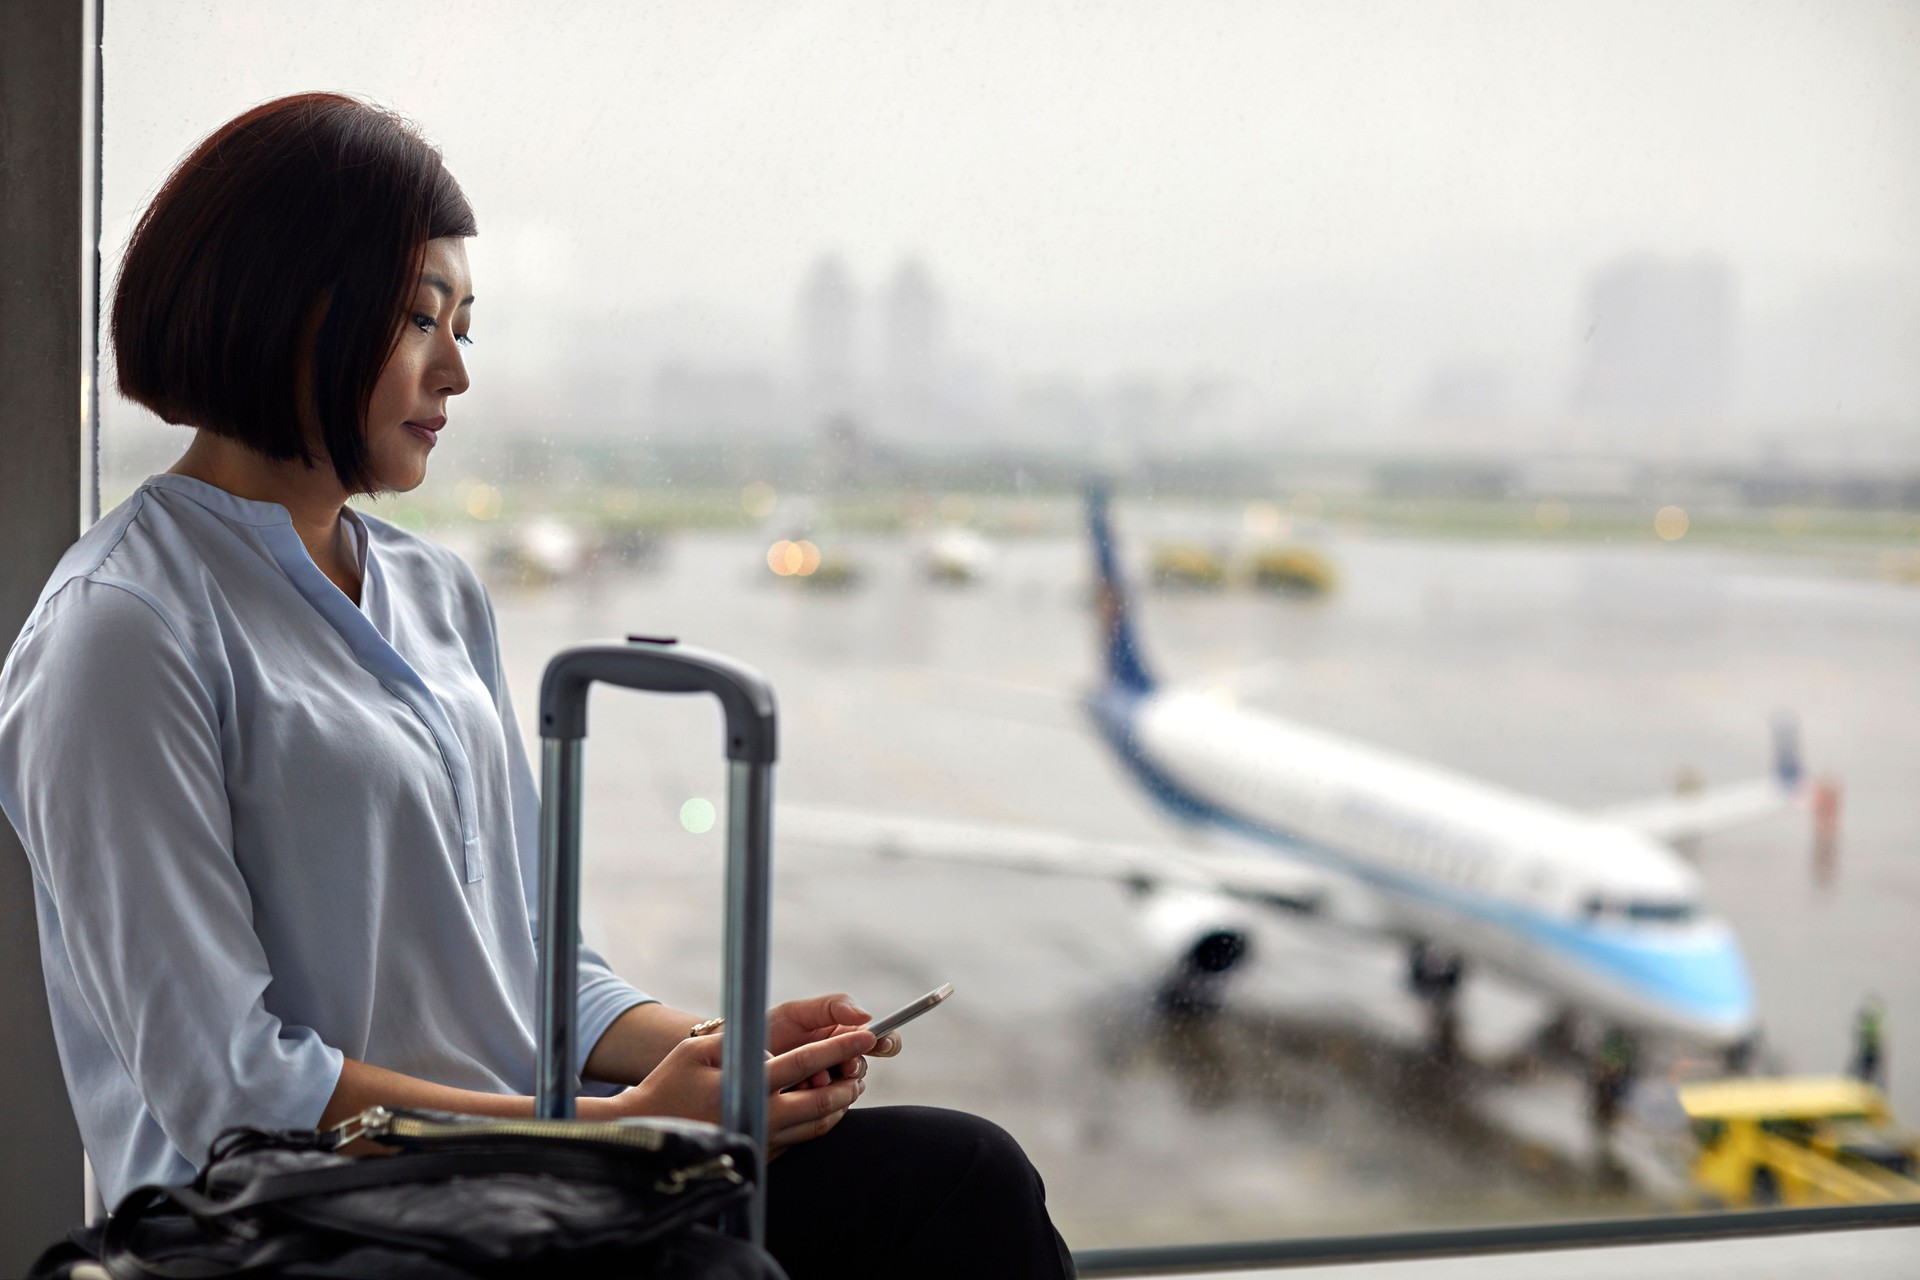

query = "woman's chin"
(369, 461), (429, 497)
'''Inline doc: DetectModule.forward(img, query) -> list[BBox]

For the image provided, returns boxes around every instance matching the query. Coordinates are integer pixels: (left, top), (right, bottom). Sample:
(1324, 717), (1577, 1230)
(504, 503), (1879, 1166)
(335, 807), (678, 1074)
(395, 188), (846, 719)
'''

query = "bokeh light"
(767, 539), (823, 576)
(1244, 502), (1289, 538)
(741, 481), (778, 519)
(465, 483), (503, 521)
(679, 798), (716, 834)
(1654, 505), (1690, 540)
(1535, 497), (1571, 532)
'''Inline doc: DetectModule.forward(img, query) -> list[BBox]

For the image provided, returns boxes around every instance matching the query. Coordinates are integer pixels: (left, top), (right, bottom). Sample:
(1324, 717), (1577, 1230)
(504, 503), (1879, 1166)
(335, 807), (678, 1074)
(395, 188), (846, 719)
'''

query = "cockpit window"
(1584, 896), (1699, 924)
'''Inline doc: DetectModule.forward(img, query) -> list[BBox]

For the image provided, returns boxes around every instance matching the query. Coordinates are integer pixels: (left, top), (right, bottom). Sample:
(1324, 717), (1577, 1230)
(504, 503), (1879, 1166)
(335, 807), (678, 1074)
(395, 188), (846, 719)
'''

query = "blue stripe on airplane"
(1086, 687), (1755, 1025)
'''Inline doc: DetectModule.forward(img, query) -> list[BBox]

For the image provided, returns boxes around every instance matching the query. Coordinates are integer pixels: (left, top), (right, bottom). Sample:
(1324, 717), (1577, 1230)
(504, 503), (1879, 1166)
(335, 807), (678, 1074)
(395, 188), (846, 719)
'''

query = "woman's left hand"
(769, 993), (903, 1090)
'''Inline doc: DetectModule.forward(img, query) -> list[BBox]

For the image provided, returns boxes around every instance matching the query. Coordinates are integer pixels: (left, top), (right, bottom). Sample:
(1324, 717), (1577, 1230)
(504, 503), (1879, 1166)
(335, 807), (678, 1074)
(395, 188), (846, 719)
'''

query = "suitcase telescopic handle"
(534, 639), (779, 1243)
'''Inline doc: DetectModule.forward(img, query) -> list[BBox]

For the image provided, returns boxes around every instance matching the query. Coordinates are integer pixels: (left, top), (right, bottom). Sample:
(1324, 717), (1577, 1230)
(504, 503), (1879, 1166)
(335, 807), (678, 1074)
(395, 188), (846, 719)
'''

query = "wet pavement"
(479, 512), (1920, 1247)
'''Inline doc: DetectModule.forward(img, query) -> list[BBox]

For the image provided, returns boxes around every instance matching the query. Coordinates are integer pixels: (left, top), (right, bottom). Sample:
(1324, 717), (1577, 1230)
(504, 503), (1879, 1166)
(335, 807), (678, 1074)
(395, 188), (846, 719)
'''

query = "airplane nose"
(1655, 926), (1755, 1029)
(1603, 921), (1757, 1037)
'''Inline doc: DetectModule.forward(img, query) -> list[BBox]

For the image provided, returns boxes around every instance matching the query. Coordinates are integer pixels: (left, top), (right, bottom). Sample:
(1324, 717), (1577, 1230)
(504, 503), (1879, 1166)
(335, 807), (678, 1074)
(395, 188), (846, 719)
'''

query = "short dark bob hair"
(112, 93), (476, 492)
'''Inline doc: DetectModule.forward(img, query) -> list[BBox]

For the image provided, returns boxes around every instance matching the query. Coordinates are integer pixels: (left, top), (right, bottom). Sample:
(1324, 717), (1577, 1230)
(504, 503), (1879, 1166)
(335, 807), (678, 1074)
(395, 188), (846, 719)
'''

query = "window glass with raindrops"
(99, 0), (1920, 1250)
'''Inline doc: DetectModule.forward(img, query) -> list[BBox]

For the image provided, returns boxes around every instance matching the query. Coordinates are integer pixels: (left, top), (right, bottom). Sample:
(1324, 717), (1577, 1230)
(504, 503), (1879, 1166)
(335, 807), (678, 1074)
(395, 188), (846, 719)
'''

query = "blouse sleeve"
(0, 579), (344, 1161)
(486, 605), (654, 1081)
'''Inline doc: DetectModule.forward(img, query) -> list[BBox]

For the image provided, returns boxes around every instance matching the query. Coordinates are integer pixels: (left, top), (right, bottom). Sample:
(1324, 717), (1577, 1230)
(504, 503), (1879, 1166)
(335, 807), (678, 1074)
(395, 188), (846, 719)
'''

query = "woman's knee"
(765, 1106), (1070, 1279)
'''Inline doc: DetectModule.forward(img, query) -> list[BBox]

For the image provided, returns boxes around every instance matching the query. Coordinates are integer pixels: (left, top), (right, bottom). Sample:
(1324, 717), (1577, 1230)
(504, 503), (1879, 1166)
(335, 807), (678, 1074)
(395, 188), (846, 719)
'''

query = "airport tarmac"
(480, 513), (1920, 1248)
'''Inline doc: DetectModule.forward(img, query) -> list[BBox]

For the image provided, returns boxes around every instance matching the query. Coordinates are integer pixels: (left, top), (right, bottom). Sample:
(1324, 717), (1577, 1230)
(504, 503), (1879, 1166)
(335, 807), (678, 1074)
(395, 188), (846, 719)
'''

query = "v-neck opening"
(156, 478), (485, 884)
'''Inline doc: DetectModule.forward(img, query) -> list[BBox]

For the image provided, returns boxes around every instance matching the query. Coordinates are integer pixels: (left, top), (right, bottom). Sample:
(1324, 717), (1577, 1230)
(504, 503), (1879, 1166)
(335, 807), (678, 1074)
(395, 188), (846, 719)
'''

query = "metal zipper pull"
(653, 1154), (742, 1195)
(327, 1105), (393, 1150)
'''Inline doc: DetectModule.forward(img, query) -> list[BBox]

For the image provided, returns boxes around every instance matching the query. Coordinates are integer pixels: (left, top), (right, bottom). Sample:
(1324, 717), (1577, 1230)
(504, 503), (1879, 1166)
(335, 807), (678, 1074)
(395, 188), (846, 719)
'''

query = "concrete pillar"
(0, 0), (87, 1268)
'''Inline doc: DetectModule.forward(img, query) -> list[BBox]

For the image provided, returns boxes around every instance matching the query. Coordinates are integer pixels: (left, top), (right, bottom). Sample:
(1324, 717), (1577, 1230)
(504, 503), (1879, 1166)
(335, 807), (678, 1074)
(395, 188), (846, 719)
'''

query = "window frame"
(28, 3), (1920, 1271)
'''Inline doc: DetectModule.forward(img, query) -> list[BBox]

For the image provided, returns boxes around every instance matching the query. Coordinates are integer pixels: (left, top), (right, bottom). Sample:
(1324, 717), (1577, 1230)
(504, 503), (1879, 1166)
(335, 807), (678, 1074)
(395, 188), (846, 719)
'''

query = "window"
(1584, 897), (1700, 925)
(98, 1), (1919, 1263)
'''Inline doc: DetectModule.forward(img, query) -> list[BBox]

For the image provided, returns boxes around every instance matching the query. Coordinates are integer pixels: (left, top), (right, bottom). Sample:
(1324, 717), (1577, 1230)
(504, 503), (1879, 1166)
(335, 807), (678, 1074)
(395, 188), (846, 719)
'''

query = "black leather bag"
(29, 1107), (786, 1279)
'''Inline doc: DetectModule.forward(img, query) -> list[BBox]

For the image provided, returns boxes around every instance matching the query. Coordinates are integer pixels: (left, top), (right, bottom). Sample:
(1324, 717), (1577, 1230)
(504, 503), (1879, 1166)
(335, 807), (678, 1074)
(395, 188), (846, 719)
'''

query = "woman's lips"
(403, 418), (443, 446)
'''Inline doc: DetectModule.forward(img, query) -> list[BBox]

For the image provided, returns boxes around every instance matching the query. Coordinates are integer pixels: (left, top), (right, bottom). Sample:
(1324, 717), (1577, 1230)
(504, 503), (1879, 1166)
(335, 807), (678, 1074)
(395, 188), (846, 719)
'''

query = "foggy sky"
(101, 0), (1920, 445)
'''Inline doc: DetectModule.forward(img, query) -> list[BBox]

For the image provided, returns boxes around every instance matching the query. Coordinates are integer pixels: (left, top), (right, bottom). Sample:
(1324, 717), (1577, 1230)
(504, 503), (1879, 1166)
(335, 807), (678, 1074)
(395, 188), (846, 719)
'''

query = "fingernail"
(855, 1079), (866, 1096)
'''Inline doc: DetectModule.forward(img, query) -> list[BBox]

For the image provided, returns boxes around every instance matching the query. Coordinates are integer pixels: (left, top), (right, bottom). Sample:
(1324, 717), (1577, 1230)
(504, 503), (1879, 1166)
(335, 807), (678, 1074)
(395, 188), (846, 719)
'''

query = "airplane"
(781, 487), (1812, 1098)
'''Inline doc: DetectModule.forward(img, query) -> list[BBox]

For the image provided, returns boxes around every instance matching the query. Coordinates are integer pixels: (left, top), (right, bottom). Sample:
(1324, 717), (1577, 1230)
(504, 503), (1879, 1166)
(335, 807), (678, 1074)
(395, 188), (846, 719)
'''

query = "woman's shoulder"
(15, 488), (183, 647)
(2, 507), (206, 714)
(15, 477), (286, 677)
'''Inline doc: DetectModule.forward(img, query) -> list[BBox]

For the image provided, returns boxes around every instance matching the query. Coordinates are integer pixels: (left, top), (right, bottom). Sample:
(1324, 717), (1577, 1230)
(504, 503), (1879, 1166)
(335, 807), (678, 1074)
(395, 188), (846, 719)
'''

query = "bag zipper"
(327, 1106), (746, 1197)
(331, 1106), (687, 1153)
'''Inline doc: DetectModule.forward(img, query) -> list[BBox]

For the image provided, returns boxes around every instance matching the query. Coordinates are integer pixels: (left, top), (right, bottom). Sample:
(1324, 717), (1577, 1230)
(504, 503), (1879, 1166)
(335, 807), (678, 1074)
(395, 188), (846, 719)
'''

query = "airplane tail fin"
(1087, 484), (1156, 695)
(1771, 711), (1803, 790)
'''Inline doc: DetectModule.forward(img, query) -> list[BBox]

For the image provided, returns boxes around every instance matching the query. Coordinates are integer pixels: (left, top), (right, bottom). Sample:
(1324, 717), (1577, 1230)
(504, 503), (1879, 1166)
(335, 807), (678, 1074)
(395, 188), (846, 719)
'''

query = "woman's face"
(363, 236), (473, 494)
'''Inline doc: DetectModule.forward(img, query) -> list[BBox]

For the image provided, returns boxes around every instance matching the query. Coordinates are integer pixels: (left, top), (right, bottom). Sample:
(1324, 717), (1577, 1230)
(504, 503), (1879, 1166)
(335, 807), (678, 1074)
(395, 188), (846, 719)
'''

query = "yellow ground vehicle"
(1150, 544), (1228, 591)
(1678, 1076), (1920, 1207)
(1241, 544), (1337, 596)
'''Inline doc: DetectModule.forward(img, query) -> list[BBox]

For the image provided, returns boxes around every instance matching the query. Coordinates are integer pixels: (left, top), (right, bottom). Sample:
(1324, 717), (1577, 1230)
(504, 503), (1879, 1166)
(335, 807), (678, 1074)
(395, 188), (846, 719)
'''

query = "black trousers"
(764, 1105), (1075, 1280)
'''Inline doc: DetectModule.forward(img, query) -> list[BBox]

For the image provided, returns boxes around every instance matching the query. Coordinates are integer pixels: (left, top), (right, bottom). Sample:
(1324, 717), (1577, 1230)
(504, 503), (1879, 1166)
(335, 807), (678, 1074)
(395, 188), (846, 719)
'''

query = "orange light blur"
(767, 539), (822, 576)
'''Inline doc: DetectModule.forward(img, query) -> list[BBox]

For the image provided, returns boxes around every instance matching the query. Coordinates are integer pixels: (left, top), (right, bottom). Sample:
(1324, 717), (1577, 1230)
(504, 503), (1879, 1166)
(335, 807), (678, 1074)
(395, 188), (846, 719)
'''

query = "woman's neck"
(168, 429), (363, 602)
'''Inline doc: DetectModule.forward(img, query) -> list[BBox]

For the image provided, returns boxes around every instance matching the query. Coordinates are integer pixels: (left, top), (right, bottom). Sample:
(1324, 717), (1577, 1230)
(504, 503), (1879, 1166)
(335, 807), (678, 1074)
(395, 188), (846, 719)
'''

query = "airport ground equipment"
(1241, 543), (1337, 596)
(538, 637), (779, 1243)
(1679, 1076), (1920, 1207)
(1149, 543), (1229, 590)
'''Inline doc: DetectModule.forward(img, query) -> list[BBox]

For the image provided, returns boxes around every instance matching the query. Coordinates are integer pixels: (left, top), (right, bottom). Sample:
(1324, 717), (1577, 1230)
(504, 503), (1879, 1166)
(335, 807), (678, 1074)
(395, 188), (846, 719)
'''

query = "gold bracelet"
(688, 1016), (725, 1039)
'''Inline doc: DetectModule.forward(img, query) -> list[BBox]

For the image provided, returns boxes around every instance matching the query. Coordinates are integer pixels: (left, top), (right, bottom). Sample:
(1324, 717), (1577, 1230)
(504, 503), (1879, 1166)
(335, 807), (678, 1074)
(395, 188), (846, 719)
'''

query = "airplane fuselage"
(1087, 684), (1758, 1049)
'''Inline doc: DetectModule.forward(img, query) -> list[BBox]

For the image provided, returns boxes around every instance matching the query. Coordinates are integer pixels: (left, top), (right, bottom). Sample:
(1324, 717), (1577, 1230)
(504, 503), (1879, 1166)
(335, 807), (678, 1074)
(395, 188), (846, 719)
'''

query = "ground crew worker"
(1852, 997), (1886, 1088)
(1591, 1029), (1639, 1139)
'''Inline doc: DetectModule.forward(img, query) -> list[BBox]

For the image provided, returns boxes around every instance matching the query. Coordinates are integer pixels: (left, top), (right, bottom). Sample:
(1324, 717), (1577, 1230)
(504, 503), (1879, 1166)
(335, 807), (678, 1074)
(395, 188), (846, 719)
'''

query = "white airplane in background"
(783, 488), (1812, 1090)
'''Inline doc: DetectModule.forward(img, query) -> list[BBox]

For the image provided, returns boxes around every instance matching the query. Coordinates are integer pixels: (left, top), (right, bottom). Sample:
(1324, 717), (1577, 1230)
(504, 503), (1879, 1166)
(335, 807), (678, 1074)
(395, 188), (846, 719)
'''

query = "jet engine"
(1135, 885), (1256, 1010)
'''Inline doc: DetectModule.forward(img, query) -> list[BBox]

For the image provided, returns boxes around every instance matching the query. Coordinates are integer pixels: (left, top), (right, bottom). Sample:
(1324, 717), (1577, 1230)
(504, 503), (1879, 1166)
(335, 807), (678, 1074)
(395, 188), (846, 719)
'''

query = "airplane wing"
(1595, 778), (1801, 844)
(777, 804), (1330, 914)
(1595, 714), (1809, 844)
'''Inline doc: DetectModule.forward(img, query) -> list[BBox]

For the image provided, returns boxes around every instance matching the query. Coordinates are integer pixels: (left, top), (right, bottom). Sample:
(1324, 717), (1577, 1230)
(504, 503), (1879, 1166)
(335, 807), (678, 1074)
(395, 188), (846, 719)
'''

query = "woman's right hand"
(598, 1027), (876, 1151)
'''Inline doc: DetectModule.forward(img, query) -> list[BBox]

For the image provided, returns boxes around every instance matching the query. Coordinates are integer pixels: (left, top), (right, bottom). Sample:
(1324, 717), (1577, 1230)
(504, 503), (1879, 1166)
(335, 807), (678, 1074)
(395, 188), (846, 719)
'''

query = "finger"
(775, 1068), (836, 1096)
(870, 1033), (902, 1058)
(816, 1054), (869, 1084)
(770, 1077), (860, 1134)
(768, 995), (859, 1055)
(770, 1079), (862, 1145)
(673, 1034), (727, 1070)
(771, 1100), (852, 1149)
(776, 993), (869, 1035)
(767, 1030), (875, 1091)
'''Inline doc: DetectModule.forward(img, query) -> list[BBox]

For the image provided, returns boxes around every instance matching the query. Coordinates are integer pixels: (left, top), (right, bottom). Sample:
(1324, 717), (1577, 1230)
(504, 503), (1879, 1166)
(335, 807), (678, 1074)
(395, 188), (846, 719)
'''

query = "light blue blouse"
(0, 474), (651, 1206)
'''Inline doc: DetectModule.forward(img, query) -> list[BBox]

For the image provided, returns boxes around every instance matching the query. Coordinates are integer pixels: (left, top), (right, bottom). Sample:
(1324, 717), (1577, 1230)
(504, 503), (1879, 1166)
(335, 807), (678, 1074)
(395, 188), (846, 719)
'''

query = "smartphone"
(797, 984), (954, 1089)
(863, 982), (954, 1042)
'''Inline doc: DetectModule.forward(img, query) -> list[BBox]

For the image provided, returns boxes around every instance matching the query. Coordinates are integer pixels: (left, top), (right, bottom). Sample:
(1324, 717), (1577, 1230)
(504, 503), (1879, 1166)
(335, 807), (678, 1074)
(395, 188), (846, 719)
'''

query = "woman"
(0, 93), (1071, 1279)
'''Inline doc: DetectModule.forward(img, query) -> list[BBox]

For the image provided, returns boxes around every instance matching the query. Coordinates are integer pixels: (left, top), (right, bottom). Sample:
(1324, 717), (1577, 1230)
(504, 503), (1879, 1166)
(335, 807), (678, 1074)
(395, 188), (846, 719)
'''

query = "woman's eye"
(412, 313), (436, 334)
(455, 333), (474, 347)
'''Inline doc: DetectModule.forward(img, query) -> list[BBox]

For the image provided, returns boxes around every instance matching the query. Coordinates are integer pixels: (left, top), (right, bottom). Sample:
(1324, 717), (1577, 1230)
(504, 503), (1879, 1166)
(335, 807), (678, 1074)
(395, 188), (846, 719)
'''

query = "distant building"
(795, 253), (858, 415)
(880, 257), (944, 437)
(1573, 255), (1735, 437)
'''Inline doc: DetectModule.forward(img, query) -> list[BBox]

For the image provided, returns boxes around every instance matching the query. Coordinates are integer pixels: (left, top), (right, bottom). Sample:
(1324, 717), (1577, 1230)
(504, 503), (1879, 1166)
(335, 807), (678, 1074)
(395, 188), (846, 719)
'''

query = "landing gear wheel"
(1407, 943), (1465, 1061)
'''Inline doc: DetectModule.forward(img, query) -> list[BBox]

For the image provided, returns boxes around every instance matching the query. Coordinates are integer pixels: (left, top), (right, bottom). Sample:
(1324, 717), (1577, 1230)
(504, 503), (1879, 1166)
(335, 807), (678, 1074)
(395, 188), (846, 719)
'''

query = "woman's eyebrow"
(421, 273), (476, 307)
